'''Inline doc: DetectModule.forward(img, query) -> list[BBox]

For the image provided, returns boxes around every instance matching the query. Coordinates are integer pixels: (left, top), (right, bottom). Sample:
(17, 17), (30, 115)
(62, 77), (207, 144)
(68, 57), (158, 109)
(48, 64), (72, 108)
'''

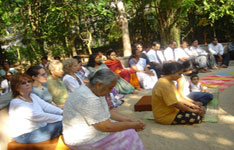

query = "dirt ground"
(117, 66), (234, 150)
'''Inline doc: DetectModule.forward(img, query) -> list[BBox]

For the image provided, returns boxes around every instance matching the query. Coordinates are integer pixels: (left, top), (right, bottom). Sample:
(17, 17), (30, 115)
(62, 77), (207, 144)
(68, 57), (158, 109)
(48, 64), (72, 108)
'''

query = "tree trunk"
(116, 1), (132, 56)
(71, 37), (78, 56)
(170, 26), (180, 47)
(87, 30), (93, 55)
(16, 48), (21, 65)
(159, 28), (170, 47)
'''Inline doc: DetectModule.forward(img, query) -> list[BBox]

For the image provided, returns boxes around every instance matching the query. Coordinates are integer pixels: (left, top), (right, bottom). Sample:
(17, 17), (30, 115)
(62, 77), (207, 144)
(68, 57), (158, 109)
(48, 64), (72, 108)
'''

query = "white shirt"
(182, 75), (191, 96)
(174, 47), (190, 61)
(146, 49), (157, 63)
(145, 49), (165, 64)
(190, 46), (208, 56)
(63, 85), (110, 146)
(63, 74), (84, 94)
(164, 47), (176, 62)
(190, 82), (202, 92)
(156, 50), (166, 64)
(184, 48), (194, 57)
(9, 93), (63, 137)
(0, 79), (11, 95)
(208, 43), (224, 55)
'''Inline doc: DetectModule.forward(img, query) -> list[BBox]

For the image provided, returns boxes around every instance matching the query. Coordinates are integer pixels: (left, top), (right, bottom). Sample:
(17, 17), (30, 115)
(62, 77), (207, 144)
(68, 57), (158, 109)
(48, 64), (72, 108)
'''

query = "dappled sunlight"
(193, 133), (209, 141)
(122, 101), (132, 107)
(217, 107), (234, 124)
(216, 137), (233, 146)
(219, 115), (234, 124)
(125, 94), (142, 100)
(151, 129), (188, 140)
(217, 107), (229, 115)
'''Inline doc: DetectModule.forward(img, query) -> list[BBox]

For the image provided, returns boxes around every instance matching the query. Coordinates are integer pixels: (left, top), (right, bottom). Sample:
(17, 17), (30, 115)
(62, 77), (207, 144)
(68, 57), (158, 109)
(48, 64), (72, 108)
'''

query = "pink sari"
(67, 129), (145, 150)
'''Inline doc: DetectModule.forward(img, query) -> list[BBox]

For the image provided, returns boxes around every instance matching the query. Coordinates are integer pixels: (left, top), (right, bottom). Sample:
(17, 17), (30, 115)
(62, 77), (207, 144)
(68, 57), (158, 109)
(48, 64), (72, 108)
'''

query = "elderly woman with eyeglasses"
(8, 73), (63, 144)
(26, 65), (52, 104)
(63, 69), (145, 150)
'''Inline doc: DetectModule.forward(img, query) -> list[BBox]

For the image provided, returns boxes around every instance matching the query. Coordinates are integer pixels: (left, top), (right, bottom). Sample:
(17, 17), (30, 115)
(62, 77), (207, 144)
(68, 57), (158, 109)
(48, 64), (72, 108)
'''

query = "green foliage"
(0, 0), (234, 63)
(198, 0), (234, 24)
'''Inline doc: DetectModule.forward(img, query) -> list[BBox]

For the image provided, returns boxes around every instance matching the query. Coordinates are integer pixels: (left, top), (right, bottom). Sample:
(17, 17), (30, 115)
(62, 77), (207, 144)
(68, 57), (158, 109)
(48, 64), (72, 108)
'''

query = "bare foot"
(212, 66), (219, 70)
(221, 64), (228, 68)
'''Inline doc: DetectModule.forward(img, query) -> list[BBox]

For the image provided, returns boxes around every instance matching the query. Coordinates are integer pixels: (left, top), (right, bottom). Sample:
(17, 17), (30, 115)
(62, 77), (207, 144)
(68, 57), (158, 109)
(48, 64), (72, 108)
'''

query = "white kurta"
(135, 58), (158, 90)
(164, 47), (176, 62)
(190, 46), (208, 56)
(156, 50), (166, 64)
(174, 48), (190, 61)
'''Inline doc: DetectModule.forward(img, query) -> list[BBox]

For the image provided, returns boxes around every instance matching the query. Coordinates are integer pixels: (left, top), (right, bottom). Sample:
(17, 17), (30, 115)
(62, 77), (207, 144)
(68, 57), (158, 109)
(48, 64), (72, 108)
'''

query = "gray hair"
(49, 60), (62, 71)
(62, 58), (78, 74)
(88, 69), (117, 86)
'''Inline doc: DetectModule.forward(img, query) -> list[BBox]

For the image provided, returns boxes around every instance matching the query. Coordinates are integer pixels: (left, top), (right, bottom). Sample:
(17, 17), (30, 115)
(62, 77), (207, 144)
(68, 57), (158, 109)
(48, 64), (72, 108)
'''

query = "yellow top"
(152, 78), (180, 125)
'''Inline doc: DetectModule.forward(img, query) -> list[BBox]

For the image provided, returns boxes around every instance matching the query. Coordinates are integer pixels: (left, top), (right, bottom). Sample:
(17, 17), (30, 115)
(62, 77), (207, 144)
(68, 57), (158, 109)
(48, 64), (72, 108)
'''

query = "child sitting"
(189, 74), (208, 92)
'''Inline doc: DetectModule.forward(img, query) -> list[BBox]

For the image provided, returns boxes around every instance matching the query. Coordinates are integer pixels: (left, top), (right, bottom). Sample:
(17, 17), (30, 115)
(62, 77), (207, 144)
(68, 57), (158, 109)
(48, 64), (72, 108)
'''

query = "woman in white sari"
(129, 48), (158, 89)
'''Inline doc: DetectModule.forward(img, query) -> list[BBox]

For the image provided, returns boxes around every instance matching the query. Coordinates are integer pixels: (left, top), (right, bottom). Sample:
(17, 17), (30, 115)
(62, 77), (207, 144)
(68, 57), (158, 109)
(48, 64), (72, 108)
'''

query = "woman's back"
(152, 78), (179, 125)
(63, 85), (110, 145)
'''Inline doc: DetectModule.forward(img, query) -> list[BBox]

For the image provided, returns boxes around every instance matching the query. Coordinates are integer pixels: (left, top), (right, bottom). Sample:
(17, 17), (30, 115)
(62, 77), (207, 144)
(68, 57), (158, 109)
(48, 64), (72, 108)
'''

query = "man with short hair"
(174, 41), (191, 62)
(208, 38), (230, 68)
(144, 42), (165, 78)
(163, 41), (177, 62)
(134, 43), (161, 78)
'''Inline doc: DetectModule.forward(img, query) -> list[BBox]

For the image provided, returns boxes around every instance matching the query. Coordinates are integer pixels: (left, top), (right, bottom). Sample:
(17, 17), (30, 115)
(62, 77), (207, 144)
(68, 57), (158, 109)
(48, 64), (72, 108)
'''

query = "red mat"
(200, 75), (234, 91)
(134, 96), (152, 111)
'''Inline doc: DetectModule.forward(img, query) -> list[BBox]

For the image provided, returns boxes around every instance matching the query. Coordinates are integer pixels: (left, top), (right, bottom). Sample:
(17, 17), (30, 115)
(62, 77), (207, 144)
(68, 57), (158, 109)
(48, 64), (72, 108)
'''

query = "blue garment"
(32, 84), (52, 103)
(14, 121), (62, 144)
(187, 92), (213, 106)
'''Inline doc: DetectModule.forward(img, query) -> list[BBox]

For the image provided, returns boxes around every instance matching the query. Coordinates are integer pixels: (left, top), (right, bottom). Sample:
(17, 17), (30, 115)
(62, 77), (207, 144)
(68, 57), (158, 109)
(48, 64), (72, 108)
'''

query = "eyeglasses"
(21, 80), (32, 85)
(39, 73), (47, 76)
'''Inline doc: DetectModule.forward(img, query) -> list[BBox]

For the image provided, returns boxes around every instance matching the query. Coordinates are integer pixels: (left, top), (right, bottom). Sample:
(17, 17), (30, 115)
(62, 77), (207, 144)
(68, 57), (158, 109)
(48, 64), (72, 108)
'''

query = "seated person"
(47, 60), (69, 107)
(87, 53), (135, 94)
(0, 72), (12, 95)
(175, 41), (193, 62)
(190, 40), (214, 72)
(135, 43), (160, 78)
(208, 38), (230, 68)
(0, 61), (18, 81)
(177, 60), (213, 106)
(39, 56), (50, 73)
(26, 65), (53, 103)
(73, 56), (90, 84)
(62, 58), (85, 94)
(189, 74), (208, 93)
(73, 56), (125, 108)
(228, 37), (234, 60)
(63, 69), (145, 150)
(104, 49), (140, 89)
(152, 62), (205, 125)
(144, 42), (164, 78)
(97, 51), (107, 61)
(163, 41), (177, 62)
(129, 48), (158, 90)
(9, 73), (63, 144)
